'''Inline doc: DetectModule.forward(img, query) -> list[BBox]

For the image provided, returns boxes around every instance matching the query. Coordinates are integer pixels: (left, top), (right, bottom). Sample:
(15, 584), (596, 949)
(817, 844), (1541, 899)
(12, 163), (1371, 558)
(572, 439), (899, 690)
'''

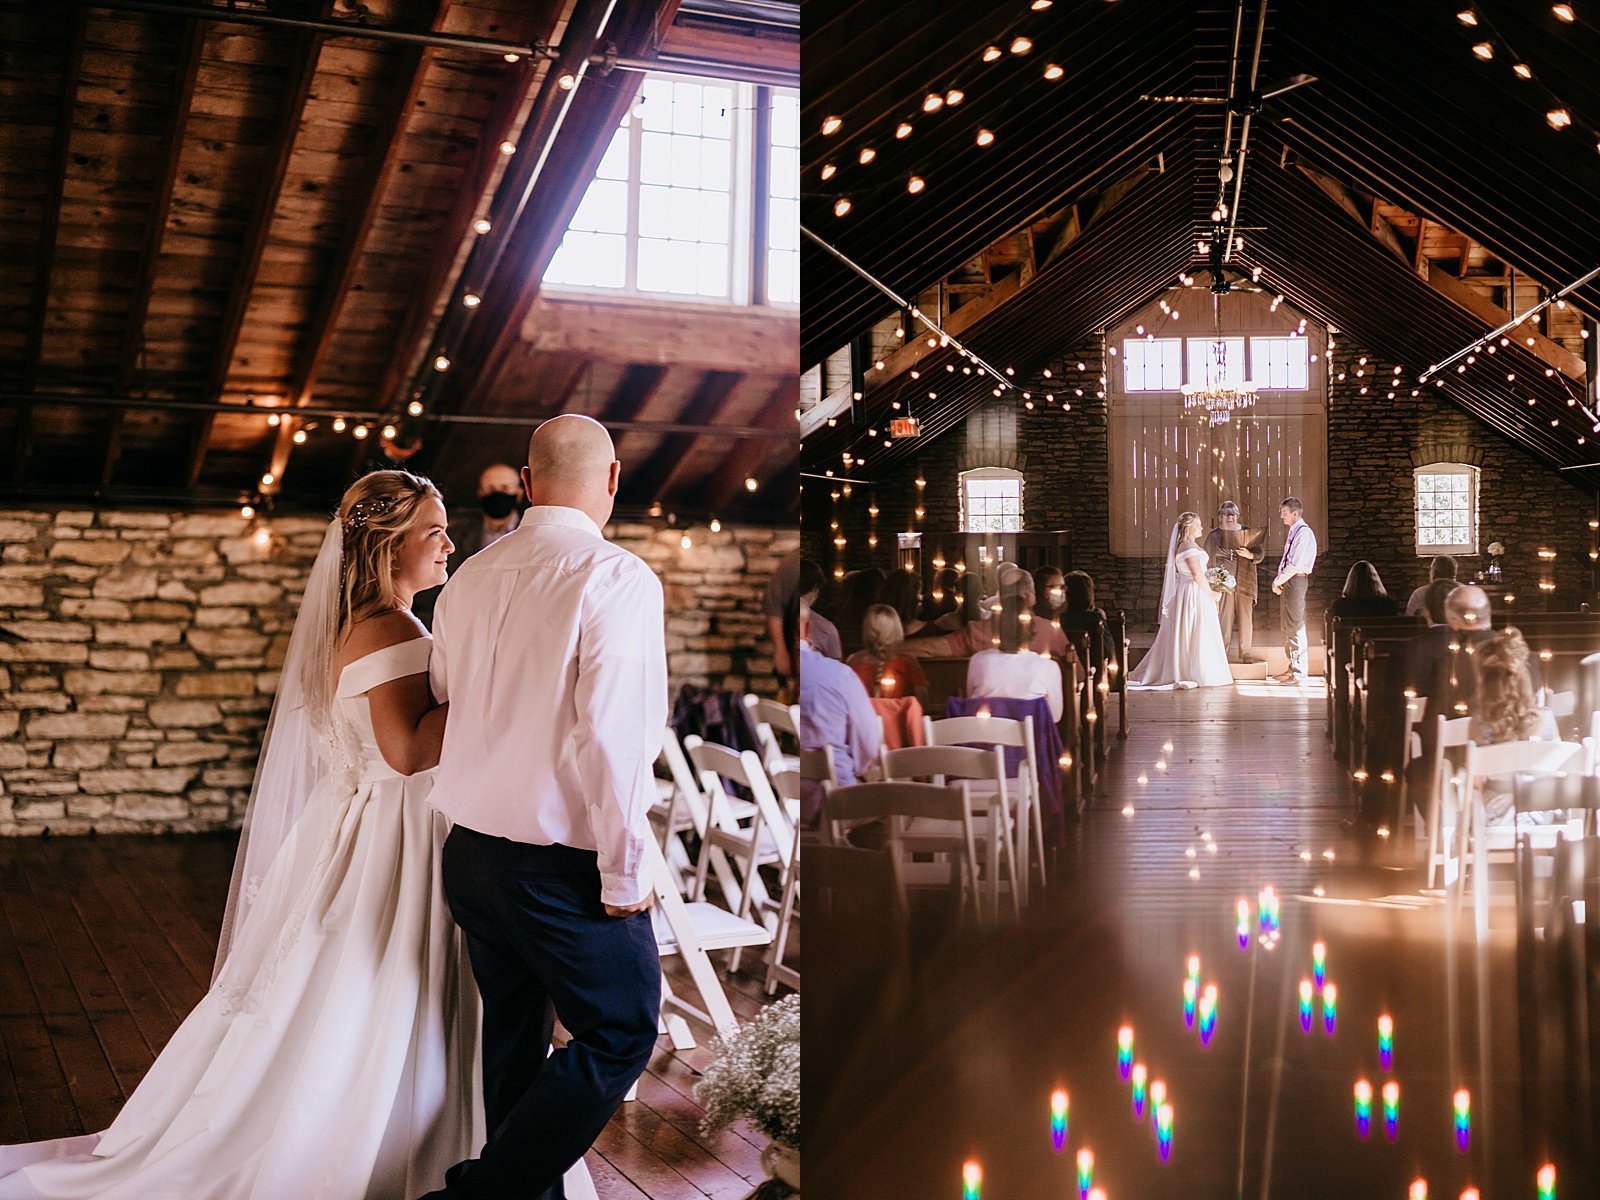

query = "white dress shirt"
(429, 505), (667, 906)
(966, 649), (1064, 721)
(1276, 517), (1318, 585)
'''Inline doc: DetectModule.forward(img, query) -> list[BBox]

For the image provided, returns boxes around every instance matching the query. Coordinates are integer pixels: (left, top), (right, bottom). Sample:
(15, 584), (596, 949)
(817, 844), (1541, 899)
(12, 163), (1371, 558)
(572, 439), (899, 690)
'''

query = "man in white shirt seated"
(798, 599), (881, 825)
(422, 415), (664, 1200)
(965, 597), (1065, 721)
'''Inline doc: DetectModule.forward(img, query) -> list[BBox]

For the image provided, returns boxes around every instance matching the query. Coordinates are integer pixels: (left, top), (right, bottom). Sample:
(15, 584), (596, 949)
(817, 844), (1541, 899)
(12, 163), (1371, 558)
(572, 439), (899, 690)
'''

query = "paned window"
(1250, 336), (1310, 390)
(1122, 337), (1183, 391)
(1414, 464), (1479, 556)
(961, 467), (1024, 534)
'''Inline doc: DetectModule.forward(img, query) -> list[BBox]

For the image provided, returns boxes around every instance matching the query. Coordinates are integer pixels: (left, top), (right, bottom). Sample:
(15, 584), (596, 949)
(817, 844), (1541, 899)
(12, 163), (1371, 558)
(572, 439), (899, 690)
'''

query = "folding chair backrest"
(925, 713), (1028, 749)
(881, 744), (1005, 786)
(1550, 690), (1577, 718)
(800, 747), (838, 788)
(823, 780), (970, 826)
(770, 768), (800, 804)
(1462, 739), (1581, 783)
(660, 727), (702, 804)
(1513, 771), (1600, 814)
(690, 739), (761, 791)
(690, 738), (794, 866)
(746, 694), (800, 739)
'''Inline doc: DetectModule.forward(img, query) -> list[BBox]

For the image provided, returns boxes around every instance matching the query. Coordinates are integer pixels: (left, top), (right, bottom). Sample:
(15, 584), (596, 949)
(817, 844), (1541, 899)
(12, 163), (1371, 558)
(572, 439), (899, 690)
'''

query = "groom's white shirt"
(1276, 517), (1317, 584)
(428, 504), (668, 906)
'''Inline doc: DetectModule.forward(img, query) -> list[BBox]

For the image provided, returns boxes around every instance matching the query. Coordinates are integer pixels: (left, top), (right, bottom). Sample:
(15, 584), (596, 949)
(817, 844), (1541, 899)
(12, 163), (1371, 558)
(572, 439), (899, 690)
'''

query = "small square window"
(1414, 464), (1479, 555)
(960, 468), (1024, 534)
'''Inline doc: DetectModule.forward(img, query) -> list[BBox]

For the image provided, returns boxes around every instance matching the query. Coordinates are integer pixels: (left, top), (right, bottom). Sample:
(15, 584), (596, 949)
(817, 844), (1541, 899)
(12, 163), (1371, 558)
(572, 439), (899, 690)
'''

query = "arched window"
(960, 467), (1024, 533)
(1413, 463), (1479, 556)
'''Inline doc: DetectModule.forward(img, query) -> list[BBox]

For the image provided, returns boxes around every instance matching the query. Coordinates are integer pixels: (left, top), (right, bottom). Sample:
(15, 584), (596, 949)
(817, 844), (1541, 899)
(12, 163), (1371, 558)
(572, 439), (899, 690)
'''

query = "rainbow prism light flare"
(1312, 940), (1327, 988)
(1378, 1013), (1395, 1071)
(1198, 984), (1219, 1046)
(1131, 1063), (1148, 1118)
(1076, 1148), (1094, 1198)
(1322, 983), (1338, 1035)
(1183, 977), (1198, 1028)
(1382, 1080), (1400, 1141)
(1298, 979), (1314, 1033)
(1236, 897), (1251, 949)
(1050, 1088), (1069, 1152)
(1453, 1088), (1471, 1152)
(1087, 1190), (1106, 1200)
(1538, 1162), (1556, 1199)
(1258, 886), (1280, 934)
(962, 1159), (982, 1200)
(1149, 1078), (1167, 1116)
(1117, 1025), (1134, 1079)
(1186, 954), (1201, 983)
(1353, 1078), (1373, 1140)
(1155, 1101), (1174, 1161)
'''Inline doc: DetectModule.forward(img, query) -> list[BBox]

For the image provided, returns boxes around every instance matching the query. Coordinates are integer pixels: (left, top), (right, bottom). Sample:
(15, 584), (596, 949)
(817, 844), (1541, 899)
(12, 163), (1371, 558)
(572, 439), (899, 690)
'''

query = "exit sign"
(889, 417), (922, 438)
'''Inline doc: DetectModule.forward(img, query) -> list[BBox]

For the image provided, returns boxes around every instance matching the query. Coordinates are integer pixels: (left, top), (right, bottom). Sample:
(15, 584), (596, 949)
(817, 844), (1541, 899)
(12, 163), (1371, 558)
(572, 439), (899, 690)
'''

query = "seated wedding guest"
(879, 567), (927, 638)
(912, 569), (1075, 662)
(1468, 628), (1560, 826)
(1057, 569), (1108, 670)
(1032, 565), (1067, 623)
(799, 599), (880, 825)
(1331, 560), (1400, 620)
(848, 604), (929, 704)
(797, 558), (844, 660)
(966, 597), (1064, 721)
(982, 561), (1025, 609)
(1401, 579), (1466, 699)
(1405, 554), (1457, 617)
(413, 461), (523, 627)
(835, 568), (885, 656)
(931, 573), (984, 633)
(923, 567), (961, 624)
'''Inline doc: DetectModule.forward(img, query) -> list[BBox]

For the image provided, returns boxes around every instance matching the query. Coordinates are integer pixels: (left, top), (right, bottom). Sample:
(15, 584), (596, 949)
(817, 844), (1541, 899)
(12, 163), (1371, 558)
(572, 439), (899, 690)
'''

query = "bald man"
(412, 462), (524, 628)
(423, 415), (665, 1200)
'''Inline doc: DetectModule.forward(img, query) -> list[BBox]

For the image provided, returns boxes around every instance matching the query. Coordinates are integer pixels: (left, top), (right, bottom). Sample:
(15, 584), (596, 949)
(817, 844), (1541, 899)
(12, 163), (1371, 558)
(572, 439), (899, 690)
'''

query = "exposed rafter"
(625, 369), (743, 503)
(707, 376), (798, 509)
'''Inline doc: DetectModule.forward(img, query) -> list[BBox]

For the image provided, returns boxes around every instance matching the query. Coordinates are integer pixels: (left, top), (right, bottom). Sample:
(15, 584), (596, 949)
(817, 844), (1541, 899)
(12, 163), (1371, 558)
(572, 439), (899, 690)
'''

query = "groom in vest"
(1270, 496), (1318, 684)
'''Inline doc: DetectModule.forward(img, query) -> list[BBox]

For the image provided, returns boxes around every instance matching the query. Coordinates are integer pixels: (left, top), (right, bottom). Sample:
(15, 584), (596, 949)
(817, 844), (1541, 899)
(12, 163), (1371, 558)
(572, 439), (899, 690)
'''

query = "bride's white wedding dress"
(0, 637), (595, 1200)
(1129, 545), (1234, 690)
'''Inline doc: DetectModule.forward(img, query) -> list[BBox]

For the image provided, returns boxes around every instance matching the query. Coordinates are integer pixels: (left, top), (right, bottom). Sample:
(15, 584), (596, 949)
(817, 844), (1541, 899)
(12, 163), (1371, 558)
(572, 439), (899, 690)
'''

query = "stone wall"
(0, 508), (794, 836)
(810, 331), (1598, 628)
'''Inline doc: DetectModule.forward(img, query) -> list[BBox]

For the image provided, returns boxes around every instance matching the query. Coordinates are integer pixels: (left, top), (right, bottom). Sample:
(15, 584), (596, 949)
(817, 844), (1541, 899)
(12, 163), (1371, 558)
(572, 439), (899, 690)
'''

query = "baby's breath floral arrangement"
(695, 994), (800, 1149)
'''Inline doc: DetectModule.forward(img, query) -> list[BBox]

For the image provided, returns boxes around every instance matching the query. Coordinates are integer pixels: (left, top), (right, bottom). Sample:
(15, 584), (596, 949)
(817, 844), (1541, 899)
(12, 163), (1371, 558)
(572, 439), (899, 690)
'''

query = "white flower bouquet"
(1206, 566), (1237, 593)
(1487, 540), (1506, 557)
(696, 994), (800, 1151)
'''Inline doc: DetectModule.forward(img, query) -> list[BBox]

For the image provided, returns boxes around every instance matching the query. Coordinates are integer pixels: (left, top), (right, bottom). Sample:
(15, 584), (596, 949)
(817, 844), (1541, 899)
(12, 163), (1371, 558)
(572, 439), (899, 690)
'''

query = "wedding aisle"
(810, 681), (1584, 1199)
(0, 834), (778, 1200)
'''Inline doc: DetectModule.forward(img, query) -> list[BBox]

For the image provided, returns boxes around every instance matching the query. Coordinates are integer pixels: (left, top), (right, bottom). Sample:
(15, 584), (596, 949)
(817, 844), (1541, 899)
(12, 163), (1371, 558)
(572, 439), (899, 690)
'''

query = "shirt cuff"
(600, 872), (653, 908)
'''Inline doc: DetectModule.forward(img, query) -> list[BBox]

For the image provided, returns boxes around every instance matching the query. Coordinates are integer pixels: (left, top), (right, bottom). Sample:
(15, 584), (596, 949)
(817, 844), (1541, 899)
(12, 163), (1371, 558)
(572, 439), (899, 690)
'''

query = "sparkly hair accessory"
(344, 494), (399, 535)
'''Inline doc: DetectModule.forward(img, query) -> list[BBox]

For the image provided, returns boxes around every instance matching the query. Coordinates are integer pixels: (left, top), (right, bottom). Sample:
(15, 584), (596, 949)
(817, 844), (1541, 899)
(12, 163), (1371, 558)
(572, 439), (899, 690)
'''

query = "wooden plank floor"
(0, 833), (782, 1198)
(810, 680), (1597, 1199)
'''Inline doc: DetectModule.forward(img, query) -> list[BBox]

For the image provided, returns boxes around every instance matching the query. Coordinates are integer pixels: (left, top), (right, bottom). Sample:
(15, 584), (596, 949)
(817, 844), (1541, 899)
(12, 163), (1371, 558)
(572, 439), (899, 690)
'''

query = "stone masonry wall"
(0, 508), (795, 836)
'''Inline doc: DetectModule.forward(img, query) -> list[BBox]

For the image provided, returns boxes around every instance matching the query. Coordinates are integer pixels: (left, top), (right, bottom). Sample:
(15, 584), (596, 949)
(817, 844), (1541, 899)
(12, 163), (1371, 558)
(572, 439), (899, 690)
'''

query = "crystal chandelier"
(1181, 293), (1257, 425)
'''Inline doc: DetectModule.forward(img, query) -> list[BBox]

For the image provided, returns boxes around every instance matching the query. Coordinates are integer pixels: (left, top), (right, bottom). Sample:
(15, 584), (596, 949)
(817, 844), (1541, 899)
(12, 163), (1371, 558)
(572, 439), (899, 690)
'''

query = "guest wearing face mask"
(413, 463), (524, 628)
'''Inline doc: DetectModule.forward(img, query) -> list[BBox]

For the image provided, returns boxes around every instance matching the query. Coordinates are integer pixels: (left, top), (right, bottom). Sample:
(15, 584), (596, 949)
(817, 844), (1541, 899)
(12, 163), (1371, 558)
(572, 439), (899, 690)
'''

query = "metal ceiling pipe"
(1223, 0), (1270, 262)
(67, 0), (546, 57)
(0, 393), (791, 440)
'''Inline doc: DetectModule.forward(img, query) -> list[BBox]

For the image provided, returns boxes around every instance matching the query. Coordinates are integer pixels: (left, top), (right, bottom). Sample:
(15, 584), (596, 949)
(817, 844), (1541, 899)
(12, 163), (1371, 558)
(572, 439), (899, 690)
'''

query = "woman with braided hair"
(0, 469), (596, 1199)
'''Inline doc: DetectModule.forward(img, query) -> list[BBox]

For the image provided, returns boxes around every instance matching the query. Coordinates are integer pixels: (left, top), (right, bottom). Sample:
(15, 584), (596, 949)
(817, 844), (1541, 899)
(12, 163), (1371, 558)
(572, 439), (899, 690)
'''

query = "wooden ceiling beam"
(1425, 262), (1586, 383)
(706, 376), (797, 509)
(287, 2), (451, 413)
(24, 10), (86, 394)
(188, 11), (329, 490)
(603, 363), (671, 423)
(623, 368), (742, 503)
(115, 20), (205, 395)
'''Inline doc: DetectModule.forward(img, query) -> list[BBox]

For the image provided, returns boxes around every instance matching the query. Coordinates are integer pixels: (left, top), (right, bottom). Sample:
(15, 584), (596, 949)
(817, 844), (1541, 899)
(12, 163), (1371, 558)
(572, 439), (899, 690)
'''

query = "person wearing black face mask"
(413, 463), (524, 628)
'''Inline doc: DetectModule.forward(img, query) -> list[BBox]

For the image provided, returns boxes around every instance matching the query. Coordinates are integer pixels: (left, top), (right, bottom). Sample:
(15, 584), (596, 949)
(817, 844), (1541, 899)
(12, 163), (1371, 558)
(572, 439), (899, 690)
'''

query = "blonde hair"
(1475, 627), (1540, 742)
(860, 604), (906, 658)
(336, 469), (441, 639)
(1177, 511), (1200, 541)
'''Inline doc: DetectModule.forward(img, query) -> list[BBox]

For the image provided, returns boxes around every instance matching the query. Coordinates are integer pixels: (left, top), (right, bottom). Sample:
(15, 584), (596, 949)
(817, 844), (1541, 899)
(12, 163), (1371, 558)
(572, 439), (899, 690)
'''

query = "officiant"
(1203, 500), (1265, 664)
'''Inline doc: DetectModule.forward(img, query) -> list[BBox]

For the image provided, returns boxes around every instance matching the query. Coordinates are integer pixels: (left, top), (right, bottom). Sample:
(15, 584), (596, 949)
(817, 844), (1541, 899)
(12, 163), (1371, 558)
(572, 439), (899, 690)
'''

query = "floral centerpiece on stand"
(1484, 539), (1506, 582)
(1205, 566), (1237, 594)
(696, 994), (801, 1196)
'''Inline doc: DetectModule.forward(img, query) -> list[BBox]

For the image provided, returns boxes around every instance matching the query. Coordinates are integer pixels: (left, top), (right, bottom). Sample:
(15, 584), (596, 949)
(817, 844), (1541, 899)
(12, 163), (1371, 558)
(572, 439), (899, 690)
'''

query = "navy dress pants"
(419, 827), (661, 1200)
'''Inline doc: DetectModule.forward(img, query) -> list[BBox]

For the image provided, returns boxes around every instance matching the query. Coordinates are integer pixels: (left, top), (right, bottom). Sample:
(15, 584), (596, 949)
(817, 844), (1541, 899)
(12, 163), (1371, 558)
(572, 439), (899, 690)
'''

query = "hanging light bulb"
(858, 146), (876, 164)
(744, 476), (759, 492)
(353, 424), (370, 439)
(895, 121), (913, 139)
(1010, 36), (1033, 54)
(292, 428), (307, 444)
(473, 218), (492, 234)
(266, 412), (281, 427)
(332, 417), (346, 432)
(261, 472), (275, 487)
(982, 44), (1003, 62)
(556, 73), (577, 90)
(1032, 0), (1053, 8)
(821, 115), (842, 135)
(434, 354), (452, 371)
(945, 88), (964, 106)
(1044, 63), (1065, 80)
(922, 92), (944, 113)
(499, 140), (517, 155)
(462, 293), (481, 308)
(820, 162), (837, 180)
(1471, 41), (1494, 59)
(407, 400), (424, 417)
(1513, 62), (1533, 78)
(1548, 108), (1572, 128)
(833, 197), (852, 217)
(1457, 7), (1478, 22)
(709, 518), (722, 533)
(240, 504), (254, 519)
(976, 128), (995, 146)
(503, 52), (520, 62)
(382, 424), (398, 440)
(1553, 3), (1575, 21)
(907, 175), (926, 194)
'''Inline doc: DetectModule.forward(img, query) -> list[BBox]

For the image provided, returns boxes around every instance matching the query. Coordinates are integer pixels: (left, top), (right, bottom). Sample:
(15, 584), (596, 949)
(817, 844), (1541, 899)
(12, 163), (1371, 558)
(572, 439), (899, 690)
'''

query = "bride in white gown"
(1129, 511), (1234, 690)
(0, 470), (595, 1200)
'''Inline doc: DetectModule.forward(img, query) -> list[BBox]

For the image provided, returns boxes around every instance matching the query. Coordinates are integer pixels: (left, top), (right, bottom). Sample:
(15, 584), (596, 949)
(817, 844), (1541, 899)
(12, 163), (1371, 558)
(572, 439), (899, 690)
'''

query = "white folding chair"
(1456, 738), (1582, 940)
(1423, 714), (1473, 889)
(925, 713), (1042, 905)
(655, 729), (754, 900)
(822, 781), (981, 923)
(745, 694), (802, 779)
(688, 741), (794, 970)
(880, 743), (1019, 923)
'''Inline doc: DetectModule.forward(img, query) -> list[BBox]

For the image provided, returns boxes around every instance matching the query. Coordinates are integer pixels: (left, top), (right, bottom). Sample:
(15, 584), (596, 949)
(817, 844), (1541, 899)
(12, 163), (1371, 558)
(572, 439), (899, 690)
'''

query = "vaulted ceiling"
(799, 0), (1600, 485)
(0, 0), (799, 518)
